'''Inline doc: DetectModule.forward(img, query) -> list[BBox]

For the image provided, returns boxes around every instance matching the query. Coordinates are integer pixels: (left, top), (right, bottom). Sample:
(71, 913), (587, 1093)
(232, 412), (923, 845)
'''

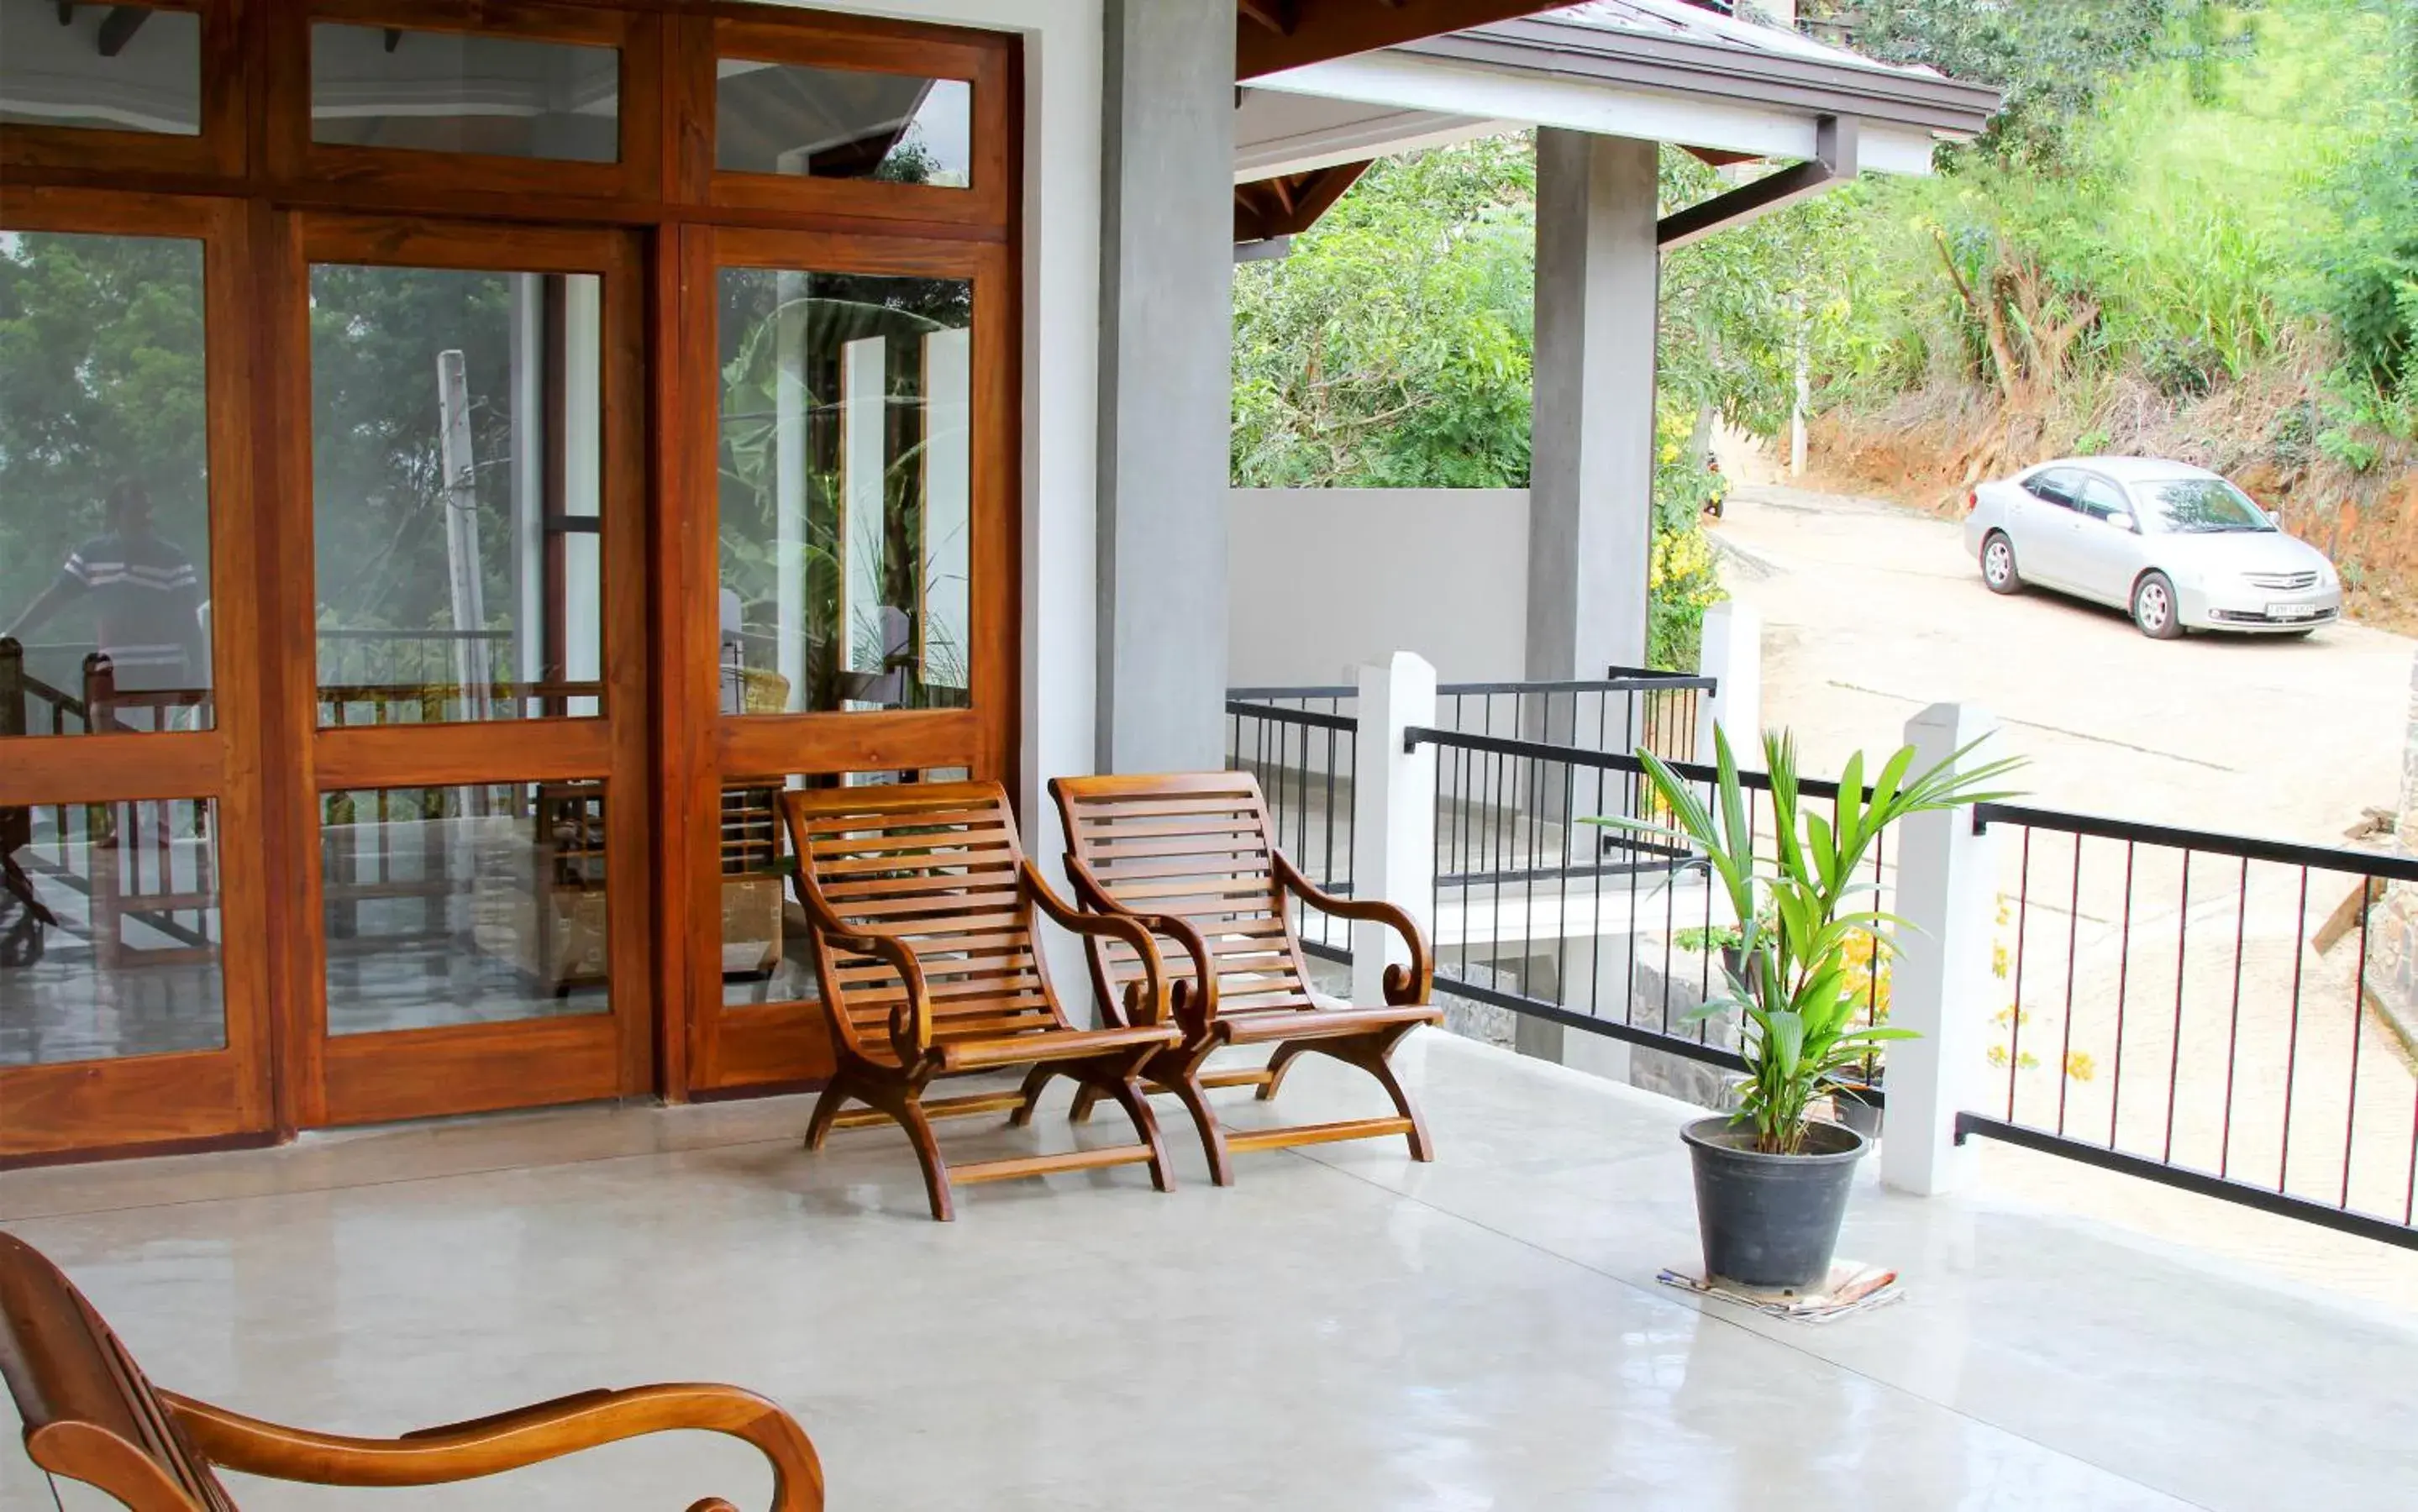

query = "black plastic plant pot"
(1681, 1116), (1869, 1291)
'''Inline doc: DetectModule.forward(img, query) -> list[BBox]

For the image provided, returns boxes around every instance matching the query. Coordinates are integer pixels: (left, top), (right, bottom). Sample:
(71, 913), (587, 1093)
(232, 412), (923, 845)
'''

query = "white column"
(1881, 700), (2000, 1196)
(1695, 599), (1763, 767)
(1351, 652), (1437, 1007)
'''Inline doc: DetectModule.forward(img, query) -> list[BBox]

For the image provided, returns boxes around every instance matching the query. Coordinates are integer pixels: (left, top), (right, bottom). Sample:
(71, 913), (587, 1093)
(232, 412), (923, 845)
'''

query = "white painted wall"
(1227, 488), (1529, 687)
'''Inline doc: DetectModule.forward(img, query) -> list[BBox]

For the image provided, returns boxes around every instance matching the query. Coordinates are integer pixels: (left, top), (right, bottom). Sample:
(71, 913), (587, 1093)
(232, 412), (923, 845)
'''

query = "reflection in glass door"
(292, 218), (648, 1127)
(0, 195), (271, 1158)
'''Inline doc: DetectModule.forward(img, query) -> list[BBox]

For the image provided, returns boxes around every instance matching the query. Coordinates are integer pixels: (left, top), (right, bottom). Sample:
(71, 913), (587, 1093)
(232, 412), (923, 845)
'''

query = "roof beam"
(1657, 113), (1857, 250)
(1234, 158), (1372, 244)
(1238, 0), (1566, 81)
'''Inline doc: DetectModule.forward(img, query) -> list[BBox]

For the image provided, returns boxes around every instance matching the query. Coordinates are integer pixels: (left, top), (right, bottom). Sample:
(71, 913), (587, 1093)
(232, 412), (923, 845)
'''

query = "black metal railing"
(1963, 802), (2418, 1251)
(1405, 726), (1886, 1109)
(1225, 691), (1357, 960)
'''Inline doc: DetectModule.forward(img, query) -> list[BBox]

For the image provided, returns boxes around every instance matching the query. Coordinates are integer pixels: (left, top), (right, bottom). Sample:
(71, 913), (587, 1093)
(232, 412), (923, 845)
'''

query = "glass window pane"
(311, 23), (619, 163)
(0, 795), (223, 1065)
(2, 231), (213, 737)
(0, 1), (202, 136)
(311, 265), (604, 725)
(716, 268), (974, 715)
(717, 62), (970, 187)
(323, 780), (609, 1034)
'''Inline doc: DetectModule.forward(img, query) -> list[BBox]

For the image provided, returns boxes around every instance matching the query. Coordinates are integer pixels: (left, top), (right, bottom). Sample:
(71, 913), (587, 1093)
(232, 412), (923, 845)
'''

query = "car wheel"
(1980, 531), (2022, 595)
(2132, 571), (2184, 640)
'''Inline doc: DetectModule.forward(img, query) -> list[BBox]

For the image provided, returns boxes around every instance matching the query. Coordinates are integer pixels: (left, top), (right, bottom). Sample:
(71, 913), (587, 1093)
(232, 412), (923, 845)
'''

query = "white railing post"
(1352, 652), (1438, 1007)
(1881, 700), (2000, 1196)
(1696, 598), (1761, 766)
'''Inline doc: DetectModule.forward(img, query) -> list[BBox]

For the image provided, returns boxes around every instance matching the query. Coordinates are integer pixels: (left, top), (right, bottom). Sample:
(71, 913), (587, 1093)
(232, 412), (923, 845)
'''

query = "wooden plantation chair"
(0, 1231), (823, 1511)
(778, 780), (1183, 1221)
(1049, 772), (1443, 1185)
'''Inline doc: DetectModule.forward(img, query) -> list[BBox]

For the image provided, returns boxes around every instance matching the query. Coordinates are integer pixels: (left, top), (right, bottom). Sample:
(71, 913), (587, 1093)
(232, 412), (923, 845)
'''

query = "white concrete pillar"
(1880, 701), (2000, 1197)
(1351, 652), (1437, 1007)
(1526, 129), (1659, 684)
(1695, 599), (1763, 768)
(1095, 0), (1233, 771)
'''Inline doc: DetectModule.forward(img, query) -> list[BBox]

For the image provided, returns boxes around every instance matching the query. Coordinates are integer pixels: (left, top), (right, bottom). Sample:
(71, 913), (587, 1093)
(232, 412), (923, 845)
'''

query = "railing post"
(1881, 700), (2000, 1196)
(1696, 598), (1760, 766)
(1352, 651), (1438, 1008)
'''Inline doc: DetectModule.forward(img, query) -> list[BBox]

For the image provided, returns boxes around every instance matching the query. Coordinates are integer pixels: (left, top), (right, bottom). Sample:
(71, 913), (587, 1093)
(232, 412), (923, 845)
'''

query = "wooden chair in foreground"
(778, 780), (1183, 1221)
(0, 1231), (823, 1511)
(1049, 772), (1443, 1184)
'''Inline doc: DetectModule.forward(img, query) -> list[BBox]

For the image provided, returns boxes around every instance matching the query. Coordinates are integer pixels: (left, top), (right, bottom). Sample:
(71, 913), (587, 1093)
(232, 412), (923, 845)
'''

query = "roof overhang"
(1235, 1), (2002, 240)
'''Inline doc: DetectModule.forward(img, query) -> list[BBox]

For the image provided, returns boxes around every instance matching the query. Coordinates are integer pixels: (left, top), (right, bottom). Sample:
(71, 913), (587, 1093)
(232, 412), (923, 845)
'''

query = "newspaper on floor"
(1656, 1260), (1902, 1323)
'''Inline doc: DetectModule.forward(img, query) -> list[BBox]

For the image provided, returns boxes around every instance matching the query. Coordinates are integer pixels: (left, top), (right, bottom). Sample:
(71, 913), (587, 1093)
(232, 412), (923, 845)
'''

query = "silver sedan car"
(1963, 457), (2342, 638)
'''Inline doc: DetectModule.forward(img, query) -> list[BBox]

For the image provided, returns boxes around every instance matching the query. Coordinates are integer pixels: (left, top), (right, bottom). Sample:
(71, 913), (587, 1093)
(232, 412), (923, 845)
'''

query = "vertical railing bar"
(2008, 826), (2032, 1118)
(2280, 865), (2309, 1195)
(2163, 849), (2192, 1168)
(2220, 854), (2249, 1178)
(2057, 832), (2081, 1137)
(2345, 874), (2371, 1211)
(2110, 841), (2136, 1151)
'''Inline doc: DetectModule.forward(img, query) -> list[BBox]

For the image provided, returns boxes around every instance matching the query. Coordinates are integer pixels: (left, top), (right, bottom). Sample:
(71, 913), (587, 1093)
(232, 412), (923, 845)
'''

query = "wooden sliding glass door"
(2, 0), (1023, 1159)
(0, 187), (274, 1159)
(272, 216), (654, 1126)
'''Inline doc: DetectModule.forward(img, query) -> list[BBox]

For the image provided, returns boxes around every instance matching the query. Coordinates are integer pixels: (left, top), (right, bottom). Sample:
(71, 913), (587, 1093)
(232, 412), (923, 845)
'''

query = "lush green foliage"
(1599, 727), (2025, 1154)
(1232, 137), (1536, 488)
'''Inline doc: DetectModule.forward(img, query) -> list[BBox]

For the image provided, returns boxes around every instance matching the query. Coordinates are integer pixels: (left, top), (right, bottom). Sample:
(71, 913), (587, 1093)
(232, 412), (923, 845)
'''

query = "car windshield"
(2142, 477), (2273, 533)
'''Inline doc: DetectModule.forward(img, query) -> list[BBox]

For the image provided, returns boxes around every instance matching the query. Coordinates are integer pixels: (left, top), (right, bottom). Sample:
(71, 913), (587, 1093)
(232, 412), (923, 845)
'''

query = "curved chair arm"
(1023, 860), (1172, 1027)
(1273, 852), (1434, 1006)
(1064, 855), (1219, 1042)
(159, 1382), (823, 1509)
(788, 859), (934, 1063)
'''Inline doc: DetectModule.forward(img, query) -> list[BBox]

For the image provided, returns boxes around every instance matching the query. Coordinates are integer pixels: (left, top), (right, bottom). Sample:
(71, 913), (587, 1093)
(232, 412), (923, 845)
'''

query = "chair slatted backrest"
(0, 1232), (237, 1511)
(780, 782), (1065, 1057)
(1052, 774), (1317, 1023)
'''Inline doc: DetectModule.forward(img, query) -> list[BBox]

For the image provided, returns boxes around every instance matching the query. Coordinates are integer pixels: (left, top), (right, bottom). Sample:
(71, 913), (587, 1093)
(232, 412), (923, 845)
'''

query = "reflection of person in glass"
(2, 482), (204, 716)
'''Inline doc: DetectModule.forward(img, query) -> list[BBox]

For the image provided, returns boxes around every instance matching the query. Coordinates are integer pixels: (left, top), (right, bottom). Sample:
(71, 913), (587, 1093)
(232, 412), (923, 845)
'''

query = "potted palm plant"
(1598, 726), (2021, 1291)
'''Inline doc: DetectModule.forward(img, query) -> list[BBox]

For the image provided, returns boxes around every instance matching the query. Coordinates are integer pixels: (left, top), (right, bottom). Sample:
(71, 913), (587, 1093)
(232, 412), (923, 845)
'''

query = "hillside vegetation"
(1231, 0), (2418, 647)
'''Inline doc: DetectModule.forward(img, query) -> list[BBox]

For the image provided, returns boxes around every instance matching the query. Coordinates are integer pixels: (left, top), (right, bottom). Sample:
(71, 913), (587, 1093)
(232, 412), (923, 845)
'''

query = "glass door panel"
(311, 265), (604, 726)
(714, 265), (974, 716)
(296, 216), (646, 1127)
(0, 192), (269, 1159)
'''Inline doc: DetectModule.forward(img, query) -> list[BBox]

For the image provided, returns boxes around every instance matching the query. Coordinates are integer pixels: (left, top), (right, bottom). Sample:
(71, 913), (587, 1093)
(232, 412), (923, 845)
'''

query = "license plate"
(2268, 602), (2318, 620)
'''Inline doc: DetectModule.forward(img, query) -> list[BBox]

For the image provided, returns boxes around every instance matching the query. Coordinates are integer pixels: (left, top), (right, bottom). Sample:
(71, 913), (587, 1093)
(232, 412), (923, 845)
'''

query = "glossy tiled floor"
(4, 1032), (2414, 1511)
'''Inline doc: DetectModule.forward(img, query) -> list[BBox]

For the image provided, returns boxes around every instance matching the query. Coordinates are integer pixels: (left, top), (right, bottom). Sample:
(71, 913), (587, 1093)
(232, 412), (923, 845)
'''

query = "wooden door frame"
(0, 188), (274, 1161)
(672, 222), (1018, 1097)
(266, 211), (654, 1128)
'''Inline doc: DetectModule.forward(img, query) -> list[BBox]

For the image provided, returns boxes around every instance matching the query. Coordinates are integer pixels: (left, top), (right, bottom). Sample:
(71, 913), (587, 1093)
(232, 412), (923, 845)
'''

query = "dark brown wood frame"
(0, 0), (1023, 1161)
(0, 187), (272, 1161)
(266, 214), (654, 1129)
(675, 223), (1019, 1099)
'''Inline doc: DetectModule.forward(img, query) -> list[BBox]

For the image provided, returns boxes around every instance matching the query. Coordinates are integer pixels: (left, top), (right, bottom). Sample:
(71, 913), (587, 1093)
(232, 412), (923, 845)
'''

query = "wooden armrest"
(790, 864), (933, 1062)
(160, 1383), (823, 1509)
(1022, 860), (1170, 1026)
(1064, 855), (1217, 1040)
(1273, 853), (1433, 1006)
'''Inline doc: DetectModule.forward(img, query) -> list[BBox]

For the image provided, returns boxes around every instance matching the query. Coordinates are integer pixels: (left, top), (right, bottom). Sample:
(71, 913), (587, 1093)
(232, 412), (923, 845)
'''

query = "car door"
(2068, 473), (2147, 605)
(2014, 468), (2082, 587)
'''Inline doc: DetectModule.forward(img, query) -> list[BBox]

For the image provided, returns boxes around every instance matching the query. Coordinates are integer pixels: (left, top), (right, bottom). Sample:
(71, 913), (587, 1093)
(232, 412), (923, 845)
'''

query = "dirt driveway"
(1713, 480), (2413, 843)
(1716, 480), (2418, 1305)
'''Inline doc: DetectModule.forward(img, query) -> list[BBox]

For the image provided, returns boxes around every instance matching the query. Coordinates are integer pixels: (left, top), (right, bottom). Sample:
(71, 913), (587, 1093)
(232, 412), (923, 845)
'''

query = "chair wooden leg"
(1067, 1082), (1104, 1126)
(1089, 1051), (1175, 1193)
(1333, 1029), (1435, 1163)
(1008, 1062), (1061, 1129)
(889, 1093), (956, 1222)
(803, 1064), (860, 1152)
(1258, 1040), (1312, 1102)
(1155, 1049), (1235, 1188)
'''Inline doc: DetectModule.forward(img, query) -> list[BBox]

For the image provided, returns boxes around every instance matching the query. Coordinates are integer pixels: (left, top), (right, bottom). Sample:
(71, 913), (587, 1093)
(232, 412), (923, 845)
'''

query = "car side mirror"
(2114, 513), (2140, 533)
